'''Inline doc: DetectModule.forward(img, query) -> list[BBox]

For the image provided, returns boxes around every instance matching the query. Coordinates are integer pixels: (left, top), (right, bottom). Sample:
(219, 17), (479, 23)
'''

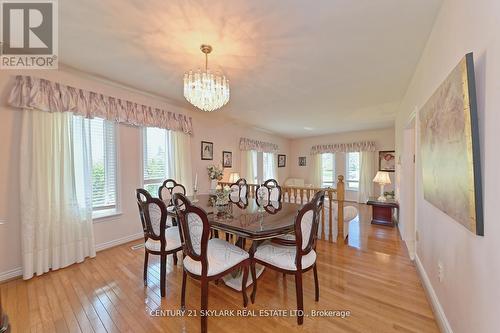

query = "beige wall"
(0, 66), (290, 278)
(395, 0), (499, 332)
(289, 128), (395, 201)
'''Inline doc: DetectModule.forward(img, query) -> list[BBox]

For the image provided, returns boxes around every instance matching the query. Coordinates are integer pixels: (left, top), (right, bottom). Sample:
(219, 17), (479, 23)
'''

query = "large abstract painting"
(419, 53), (483, 235)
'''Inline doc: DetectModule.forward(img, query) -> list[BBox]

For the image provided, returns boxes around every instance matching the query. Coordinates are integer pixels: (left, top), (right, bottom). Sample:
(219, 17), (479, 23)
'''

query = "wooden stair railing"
(220, 175), (346, 243)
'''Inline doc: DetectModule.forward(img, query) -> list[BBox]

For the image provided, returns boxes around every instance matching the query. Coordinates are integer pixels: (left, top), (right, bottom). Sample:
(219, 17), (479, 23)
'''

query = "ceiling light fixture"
(183, 44), (230, 112)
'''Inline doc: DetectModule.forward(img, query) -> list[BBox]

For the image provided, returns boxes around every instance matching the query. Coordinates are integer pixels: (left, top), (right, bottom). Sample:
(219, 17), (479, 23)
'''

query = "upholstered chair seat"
(145, 226), (182, 252)
(273, 233), (296, 242)
(254, 242), (316, 271)
(183, 238), (249, 276)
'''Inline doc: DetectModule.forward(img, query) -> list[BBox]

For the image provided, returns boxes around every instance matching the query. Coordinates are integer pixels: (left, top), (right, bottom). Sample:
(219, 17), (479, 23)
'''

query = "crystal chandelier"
(183, 45), (230, 112)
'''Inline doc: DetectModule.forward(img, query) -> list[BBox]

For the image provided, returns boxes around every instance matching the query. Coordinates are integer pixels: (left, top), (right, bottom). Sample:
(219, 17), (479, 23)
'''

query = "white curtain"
(263, 152), (278, 181)
(20, 110), (95, 280)
(358, 151), (375, 203)
(169, 130), (193, 195)
(310, 154), (323, 187)
(272, 153), (278, 181)
(241, 150), (258, 184)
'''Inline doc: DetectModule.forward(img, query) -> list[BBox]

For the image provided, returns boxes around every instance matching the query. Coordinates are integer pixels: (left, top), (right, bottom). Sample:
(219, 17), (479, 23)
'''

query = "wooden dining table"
(168, 194), (302, 291)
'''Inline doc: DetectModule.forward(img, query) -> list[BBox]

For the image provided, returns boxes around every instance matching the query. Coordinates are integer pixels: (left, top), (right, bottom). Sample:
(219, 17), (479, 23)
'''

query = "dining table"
(168, 193), (303, 291)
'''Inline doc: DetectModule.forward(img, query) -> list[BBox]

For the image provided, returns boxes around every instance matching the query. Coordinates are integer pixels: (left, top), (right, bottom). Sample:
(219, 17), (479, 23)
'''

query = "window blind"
(72, 117), (118, 211)
(143, 127), (170, 194)
(90, 118), (117, 209)
(346, 152), (360, 190)
(321, 153), (335, 187)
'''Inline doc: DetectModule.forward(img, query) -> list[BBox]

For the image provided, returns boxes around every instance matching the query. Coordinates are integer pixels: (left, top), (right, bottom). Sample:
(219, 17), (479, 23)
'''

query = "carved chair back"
(293, 190), (325, 269)
(158, 179), (186, 207)
(230, 178), (248, 202)
(256, 179), (282, 202)
(136, 188), (167, 249)
(174, 194), (211, 276)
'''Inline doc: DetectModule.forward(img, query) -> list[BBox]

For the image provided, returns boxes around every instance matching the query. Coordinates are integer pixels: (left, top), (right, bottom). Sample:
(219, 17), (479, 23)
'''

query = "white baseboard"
(405, 239), (416, 260)
(95, 232), (143, 252)
(0, 233), (143, 283)
(415, 255), (453, 333)
(0, 267), (22, 282)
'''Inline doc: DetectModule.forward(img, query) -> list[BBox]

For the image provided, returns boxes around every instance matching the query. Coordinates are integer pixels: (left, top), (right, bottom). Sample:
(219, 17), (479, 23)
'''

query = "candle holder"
(192, 188), (199, 203)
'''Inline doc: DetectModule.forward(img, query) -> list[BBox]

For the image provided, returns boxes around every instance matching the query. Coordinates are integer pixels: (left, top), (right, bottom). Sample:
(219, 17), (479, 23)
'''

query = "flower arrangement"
(207, 164), (223, 181)
(216, 185), (231, 205)
(212, 185), (231, 206)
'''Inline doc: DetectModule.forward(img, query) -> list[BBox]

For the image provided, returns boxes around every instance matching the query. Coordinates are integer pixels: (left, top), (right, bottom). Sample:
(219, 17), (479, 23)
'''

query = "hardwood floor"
(1, 204), (439, 332)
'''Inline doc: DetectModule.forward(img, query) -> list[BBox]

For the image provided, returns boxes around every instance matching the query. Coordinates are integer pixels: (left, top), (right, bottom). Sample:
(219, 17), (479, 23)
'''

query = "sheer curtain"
(358, 151), (375, 203)
(272, 153), (278, 181)
(20, 110), (95, 280)
(310, 154), (323, 187)
(169, 130), (193, 195)
(263, 152), (278, 181)
(241, 150), (258, 184)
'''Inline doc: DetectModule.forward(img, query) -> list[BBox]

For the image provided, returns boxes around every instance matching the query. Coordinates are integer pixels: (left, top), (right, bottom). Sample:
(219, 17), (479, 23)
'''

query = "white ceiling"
(60, 0), (442, 138)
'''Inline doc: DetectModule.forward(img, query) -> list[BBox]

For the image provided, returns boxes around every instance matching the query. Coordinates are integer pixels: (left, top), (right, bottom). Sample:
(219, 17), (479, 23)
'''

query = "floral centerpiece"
(209, 184), (232, 217)
(213, 185), (231, 206)
(207, 164), (223, 191)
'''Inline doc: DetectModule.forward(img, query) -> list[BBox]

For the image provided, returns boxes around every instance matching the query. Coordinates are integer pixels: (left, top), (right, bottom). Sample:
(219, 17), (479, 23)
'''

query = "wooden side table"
(366, 197), (399, 227)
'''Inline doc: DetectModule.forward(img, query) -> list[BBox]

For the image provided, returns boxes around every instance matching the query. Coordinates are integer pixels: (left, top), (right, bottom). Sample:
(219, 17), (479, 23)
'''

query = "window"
(321, 153), (335, 187)
(143, 127), (171, 195)
(262, 152), (276, 181)
(73, 117), (118, 217)
(346, 152), (360, 190)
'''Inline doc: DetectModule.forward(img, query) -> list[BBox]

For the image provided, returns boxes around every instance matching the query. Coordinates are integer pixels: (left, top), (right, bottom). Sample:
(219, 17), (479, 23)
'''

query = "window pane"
(143, 128), (168, 182)
(321, 153), (335, 187)
(90, 118), (117, 209)
(145, 183), (162, 196)
(347, 152), (360, 181)
(348, 181), (359, 189)
(346, 152), (360, 190)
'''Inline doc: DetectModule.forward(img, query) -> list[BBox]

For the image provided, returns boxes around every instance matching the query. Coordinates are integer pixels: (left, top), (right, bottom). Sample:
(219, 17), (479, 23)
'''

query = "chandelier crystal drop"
(183, 44), (230, 112)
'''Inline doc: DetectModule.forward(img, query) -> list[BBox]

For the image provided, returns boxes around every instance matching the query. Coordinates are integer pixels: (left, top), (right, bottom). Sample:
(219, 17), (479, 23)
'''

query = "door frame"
(401, 109), (417, 259)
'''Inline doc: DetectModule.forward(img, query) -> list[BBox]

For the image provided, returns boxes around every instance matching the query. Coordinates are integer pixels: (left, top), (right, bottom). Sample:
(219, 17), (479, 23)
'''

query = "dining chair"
(263, 200), (282, 215)
(226, 178), (249, 241)
(136, 188), (183, 297)
(173, 193), (251, 333)
(158, 179), (186, 225)
(250, 190), (325, 325)
(256, 179), (282, 202)
(229, 178), (248, 201)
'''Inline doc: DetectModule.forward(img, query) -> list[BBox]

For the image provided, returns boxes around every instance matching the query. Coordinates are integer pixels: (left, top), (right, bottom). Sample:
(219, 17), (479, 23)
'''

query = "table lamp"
(228, 172), (240, 184)
(373, 171), (391, 202)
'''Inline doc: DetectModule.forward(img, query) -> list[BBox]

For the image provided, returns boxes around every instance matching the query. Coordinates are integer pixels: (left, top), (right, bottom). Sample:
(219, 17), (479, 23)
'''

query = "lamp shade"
(373, 171), (391, 184)
(229, 172), (240, 183)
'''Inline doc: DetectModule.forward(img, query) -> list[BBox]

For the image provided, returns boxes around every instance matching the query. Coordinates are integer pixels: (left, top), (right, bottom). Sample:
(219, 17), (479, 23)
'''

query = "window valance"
(239, 137), (279, 153)
(7, 75), (194, 135)
(310, 141), (376, 155)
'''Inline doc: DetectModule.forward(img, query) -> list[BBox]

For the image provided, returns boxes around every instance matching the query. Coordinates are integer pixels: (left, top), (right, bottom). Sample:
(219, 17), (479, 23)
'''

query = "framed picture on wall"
(278, 154), (286, 167)
(379, 150), (395, 172)
(298, 156), (307, 166)
(222, 151), (232, 168)
(201, 141), (214, 160)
